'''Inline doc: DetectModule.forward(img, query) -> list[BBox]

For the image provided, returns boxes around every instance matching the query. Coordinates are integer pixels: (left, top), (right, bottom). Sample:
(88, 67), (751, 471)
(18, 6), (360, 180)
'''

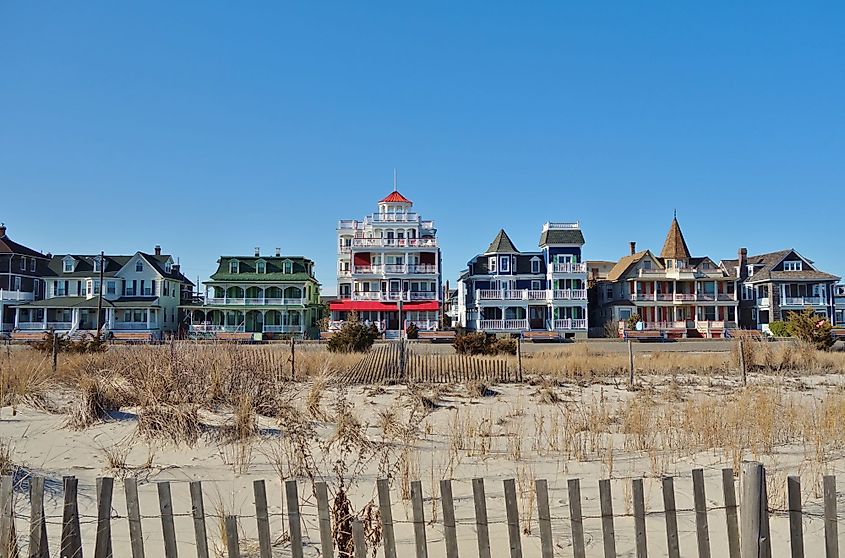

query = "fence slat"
(124, 478), (145, 558)
(225, 516), (239, 558)
(29, 476), (47, 558)
(722, 468), (740, 558)
(632, 478), (647, 558)
(472, 478), (491, 558)
(741, 462), (770, 558)
(535, 479), (553, 558)
(662, 476), (680, 558)
(410, 480), (428, 558)
(377, 478), (397, 558)
(504, 478), (523, 558)
(315, 482), (334, 558)
(253, 480), (273, 558)
(692, 469), (711, 558)
(352, 520), (367, 558)
(599, 479), (616, 558)
(94, 477), (114, 558)
(441, 480), (459, 558)
(788, 476), (804, 558)
(824, 475), (839, 558)
(60, 476), (82, 558)
(158, 482), (179, 558)
(285, 480), (304, 558)
(0, 475), (15, 558)
(568, 479), (586, 558)
(189, 481), (210, 558)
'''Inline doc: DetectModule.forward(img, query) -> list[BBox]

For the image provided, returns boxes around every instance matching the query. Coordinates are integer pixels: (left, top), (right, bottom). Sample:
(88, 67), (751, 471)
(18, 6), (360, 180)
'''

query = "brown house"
(0, 224), (50, 332)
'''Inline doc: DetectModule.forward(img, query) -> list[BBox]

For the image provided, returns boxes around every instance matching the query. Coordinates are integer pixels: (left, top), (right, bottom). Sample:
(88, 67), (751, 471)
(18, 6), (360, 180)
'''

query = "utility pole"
(95, 251), (105, 340)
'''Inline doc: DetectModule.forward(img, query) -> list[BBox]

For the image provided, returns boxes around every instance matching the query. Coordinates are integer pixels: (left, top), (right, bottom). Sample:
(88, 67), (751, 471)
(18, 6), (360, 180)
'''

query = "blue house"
(456, 222), (588, 338)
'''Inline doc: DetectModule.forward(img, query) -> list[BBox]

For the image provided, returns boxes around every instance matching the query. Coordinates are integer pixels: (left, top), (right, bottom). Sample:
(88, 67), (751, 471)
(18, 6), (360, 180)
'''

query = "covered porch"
(14, 298), (163, 334)
(187, 308), (306, 334)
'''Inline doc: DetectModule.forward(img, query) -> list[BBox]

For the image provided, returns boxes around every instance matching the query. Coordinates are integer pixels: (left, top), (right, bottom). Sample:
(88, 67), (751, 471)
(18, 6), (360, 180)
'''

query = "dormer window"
(531, 258), (540, 274)
(93, 256), (102, 272)
(283, 261), (293, 274)
(783, 261), (803, 272)
(164, 259), (172, 273)
(135, 261), (143, 272)
(63, 257), (74, 273)
(229, 260), (239, 274)
(488, 257), (497, 273)
(643, 260), (652, 270)
(747, 265), (755, 277)
(257, 260), (266, 274)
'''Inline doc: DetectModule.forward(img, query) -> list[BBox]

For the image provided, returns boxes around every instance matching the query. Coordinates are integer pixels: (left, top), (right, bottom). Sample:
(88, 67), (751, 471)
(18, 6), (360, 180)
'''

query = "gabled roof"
(486, 229), (518, 254)
(660, 218), (692, 260)
(209, 255), (318, 282)
(539, 228), (585, 246)
(723, 249), (840, 283)
(0, 228), (47, 258)
(42, 253), (189, 282)
(606, 250), (654, 281)
(379, 190), (412, 204)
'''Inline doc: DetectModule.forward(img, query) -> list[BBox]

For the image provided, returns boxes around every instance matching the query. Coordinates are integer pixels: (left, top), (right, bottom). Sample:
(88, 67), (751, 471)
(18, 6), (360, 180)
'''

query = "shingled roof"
(0, 226), (47, 259)
(723, 249), (840, 283)
(659, 218), (692, 260)
(538, 228), (585, 246)
(379, 190), (412, 204)
(606, 250), (654, 281)
(486, 229), (518, 253)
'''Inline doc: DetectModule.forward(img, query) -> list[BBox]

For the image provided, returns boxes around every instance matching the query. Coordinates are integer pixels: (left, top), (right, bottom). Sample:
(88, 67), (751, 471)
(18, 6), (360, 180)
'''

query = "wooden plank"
(692, 469), (711, 558)
(722, 468), (740, 558)
(60, 476), (82, 558)
(504, 478), (523, 558)
(787, 476), (804, 558)
(440, 480), (459, 558)
(225, 516), (239, 558)
(410, 480), (428, 558)
(535, 479), (553, 558)
(253, 480), (273, 558)
(632, 478), (647, 558)
(351, 520), (367, 558)
(285, 480), (304, 558)
(377, 478), (397, 558)
(599, 478), (617, 558)
(472, 478), (491, 558)
(124, 478), (145, 558)
(189, 481), (210, 558)
(0, 475), (14, 558)
(568, 478), (586, 558)
(740, 462), (764, 558)
(28, 476), (47, 558)
(158, 482), (179, 558)
(662, 476), (680, 558)
(824, 475), (839, 558)
(94, 477), (114, 558)
(315, 482), (334, 558)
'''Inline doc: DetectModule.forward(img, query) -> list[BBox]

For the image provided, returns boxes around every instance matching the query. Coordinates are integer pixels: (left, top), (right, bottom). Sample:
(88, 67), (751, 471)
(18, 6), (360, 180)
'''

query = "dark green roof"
(210, 256), (317, 282)
(208, 273), (316, 282)
(17, 296), (159, 309)
(43, 253), (191, 283)
(538, 229), (585, 246)
(486, 230), (518, 253)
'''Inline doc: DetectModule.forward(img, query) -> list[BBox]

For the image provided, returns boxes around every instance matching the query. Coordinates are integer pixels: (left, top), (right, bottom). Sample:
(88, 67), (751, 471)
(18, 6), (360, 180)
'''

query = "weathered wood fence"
(0, 462), (839, 557)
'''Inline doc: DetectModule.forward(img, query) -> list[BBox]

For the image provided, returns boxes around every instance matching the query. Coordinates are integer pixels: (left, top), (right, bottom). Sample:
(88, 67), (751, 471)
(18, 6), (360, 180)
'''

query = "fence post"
(722, 468), (741, 558)
(824, 475), (839, 558)
(254, 480), (273, 558)
(94, 477), (114, 558)
(740, 461), (771, 558)
(52, 331), (58, 373)
(125, 478), (146, 558)
(0, 475), (15, 558)
(787, 476), (804, 558)
(535, 479), (553, 558)
(440, 480), (458, 558)
(60, 476), (82, 558)
(472, 478), (491, 558)
(739, 339), (747, 386)
(692, 469), (711, 558)
(410, 480), (428, 558)
(351, 520), (367, 558)
(517, 337), (523, 382)
(631, 478), (647, 558)
(663, 476), (680, 558)
(225, 515), (240, 558)
(315, 481), (334, 558)
(29, 476), (47, 558)
(567, 479), (586, 558)
(599, 479), (616, 558)
(628, 340), (635, 387)
(503, 479), (523, 558)
(290, 337), (295, 381)
(377, 479), (397, 558)
(158, 482), (178, 558)
(285, 480), (304, 558)
(189, 480), (210, 558)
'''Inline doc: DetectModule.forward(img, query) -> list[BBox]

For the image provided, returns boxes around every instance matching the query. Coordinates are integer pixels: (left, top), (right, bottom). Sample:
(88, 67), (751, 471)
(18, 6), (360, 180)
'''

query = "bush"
(768, 320), (789, 337)
(327, 320), (380, 353)
(626, 314), (641, 330)
(32, 332), (107, 354)
(785, 308), (834, 351)
(453, 332), (516, 356)
(405, 322), (419, 340)
(491, 337), (517, 355)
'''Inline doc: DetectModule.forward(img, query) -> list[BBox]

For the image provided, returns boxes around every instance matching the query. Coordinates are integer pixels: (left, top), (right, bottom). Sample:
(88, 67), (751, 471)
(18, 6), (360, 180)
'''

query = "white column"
(42, 309), (48, 330)
(108, 309), (115, 329)
(147, 309), (153, 330)
(14, 307), (20, 329)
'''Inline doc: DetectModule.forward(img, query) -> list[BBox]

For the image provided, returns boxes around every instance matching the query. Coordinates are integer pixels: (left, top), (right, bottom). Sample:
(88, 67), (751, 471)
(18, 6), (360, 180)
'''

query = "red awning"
(330, 300), (440, 312)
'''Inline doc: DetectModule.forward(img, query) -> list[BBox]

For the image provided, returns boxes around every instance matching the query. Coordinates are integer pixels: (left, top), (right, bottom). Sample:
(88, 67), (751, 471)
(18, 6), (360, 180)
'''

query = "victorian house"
(456, 222), (588, 338)
(721, 249), (840, 332)
(13, 246), (192, 339)
(0, 224), (50, 332)
(330, 189), (441, 336)
(594, 218), (737, 338)
(184, 248), (322, 339)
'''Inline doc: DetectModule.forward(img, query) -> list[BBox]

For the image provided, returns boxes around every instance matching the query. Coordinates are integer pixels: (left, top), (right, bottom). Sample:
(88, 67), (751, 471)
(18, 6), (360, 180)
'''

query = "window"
(283, 261), (293, 274)
(257, 261), (266, 274)
(500, 256), (510, 273)
(63, 259), (74, 273)
(531, 259), (540, 274)
(55, 282), (66, 296)
(747, 265), (754, 276)
(14, 276), (21, 290)
(135, 260), (143, 272)
(20, 257), (26, 271)
(742, 284), (755, 301)
(488, 257), (497, 273)
(165, 261), (172, 273)
(531, 280), (541, 291)
(93, 257), (101, 272)
(34, 281), (39, 295)
(107, 281), (116, 295)
(30, 259), (36, 272)
(229, 261), (239, 274)
(783, 261), (803, 272)
(92, 280), (101, 295)
(605, 286), (613, 300)
(619, 308), (632, 320)
(643, 260), (651, 270)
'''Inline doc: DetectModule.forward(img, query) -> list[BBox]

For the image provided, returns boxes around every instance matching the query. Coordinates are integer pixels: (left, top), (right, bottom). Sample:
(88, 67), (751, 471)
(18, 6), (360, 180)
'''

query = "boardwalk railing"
(0, 462), (839, 557)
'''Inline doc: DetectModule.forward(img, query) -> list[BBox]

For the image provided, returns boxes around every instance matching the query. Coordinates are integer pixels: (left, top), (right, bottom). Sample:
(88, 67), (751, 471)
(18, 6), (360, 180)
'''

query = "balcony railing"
(350, 291), (438, 302)
(551, 263), (588, 274)
(477, 289), (587, 301)
(783, 296), (825, 306)
(636, 293), (735, 302)
(204, 297), (306, 306)
(112, 322), (150, 330)
(352, 264), (438, 275)
(552, 319), (588, 330)
(632, 293), (656, 301)
(350, 238), (438, 248)
(263, 325), (304, 333)
(189, 324), (245, 333)
(478, 319), (529, 331)
(17, 322), (73, 331)
(0, 290), (35, 302)
(552, 289), (588, 300)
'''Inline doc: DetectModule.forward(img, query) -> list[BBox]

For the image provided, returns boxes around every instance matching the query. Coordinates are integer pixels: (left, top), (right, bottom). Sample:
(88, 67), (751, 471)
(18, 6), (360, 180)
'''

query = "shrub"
(492, 337), (517, 355)
(453, 332), (516, 356)
(405, 322), (419, 340)
(603, 320), (620, 338)
(768, 320), (789, 337)
(32, 332), (107, 354)
(626, 314), (641, 330)
(327, 320), (380, 353)
(786, 308), (834, 351)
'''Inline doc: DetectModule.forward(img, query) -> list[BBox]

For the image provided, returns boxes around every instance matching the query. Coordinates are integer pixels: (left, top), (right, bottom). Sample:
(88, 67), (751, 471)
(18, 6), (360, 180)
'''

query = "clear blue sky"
(2, 2), (843, 293)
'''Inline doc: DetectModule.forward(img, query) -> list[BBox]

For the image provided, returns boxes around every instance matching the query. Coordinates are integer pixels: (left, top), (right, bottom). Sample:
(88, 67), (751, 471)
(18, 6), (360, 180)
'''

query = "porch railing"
(263, 325), (303, 333)
(350, 238), (438, 248)
(552, 318), (588, 330)
(204, 297), (306, 306)
(0, 290), (34, 302)
(783, 296), (825, 306)
(550, 262), (587, 273)
(478, 319), (529, 331)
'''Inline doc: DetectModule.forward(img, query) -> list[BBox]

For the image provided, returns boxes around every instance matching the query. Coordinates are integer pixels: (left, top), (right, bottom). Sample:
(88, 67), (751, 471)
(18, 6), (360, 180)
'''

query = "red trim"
(379, 191), (412, 204)
(330, 300), (439, 312)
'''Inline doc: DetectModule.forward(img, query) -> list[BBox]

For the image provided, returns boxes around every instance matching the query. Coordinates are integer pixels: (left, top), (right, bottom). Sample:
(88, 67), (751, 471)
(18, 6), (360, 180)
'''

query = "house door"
(385, 311), (399, 331)
(528, 306), (545, 330)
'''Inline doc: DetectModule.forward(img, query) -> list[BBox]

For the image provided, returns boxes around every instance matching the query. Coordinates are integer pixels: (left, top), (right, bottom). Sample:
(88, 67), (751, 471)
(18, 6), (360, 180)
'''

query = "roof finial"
(673, 208), (677, 219)
(393, 168), (397, 192)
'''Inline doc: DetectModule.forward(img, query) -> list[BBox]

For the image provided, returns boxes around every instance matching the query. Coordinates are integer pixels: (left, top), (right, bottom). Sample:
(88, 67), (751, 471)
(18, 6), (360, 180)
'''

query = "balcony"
(476, 289), (587, 302)
(0, 290), (34, 302)
(551, 263), (588, 274)
(350, 237), (438, 248)
(204, 297), (306, 306)
(782, 296), (825, 306)
(478, 319), (529, 331)
(352, 264), (438, 275)
(17, 322), (73, 331)
(636, 293), (736, 303)
(350, 291), (438, 302)
(552, 289), (587, 300)
(552, 318), (588, 330)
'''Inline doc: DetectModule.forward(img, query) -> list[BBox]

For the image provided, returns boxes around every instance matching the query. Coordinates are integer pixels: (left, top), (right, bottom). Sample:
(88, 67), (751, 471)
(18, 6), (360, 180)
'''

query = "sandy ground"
(1, 372), (844, 557)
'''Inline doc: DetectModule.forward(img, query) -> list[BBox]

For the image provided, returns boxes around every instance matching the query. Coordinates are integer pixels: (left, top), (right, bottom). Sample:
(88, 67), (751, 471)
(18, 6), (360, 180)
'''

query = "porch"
(188, 308), (307, 334)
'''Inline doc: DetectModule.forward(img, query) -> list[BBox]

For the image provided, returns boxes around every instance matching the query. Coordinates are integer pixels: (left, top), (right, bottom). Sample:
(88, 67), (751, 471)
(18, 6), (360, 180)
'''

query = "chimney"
(154, 245), (161, 256)
(172, 264), (180, 274)
(254, 247), (260, 257)
(275, 247), (281, 257)
(0, 224), (6, 237)
(629, 241), (636, 255)
(738, 247), (748, 278)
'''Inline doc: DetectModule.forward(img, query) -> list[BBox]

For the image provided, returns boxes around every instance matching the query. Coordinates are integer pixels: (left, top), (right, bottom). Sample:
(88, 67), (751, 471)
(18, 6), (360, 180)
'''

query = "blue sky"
(2, 2), (843, 292)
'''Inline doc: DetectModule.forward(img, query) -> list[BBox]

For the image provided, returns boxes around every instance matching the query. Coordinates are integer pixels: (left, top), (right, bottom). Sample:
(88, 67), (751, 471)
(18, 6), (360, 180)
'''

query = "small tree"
(786, 308), (834, 350)
(768, 320), (789, 337)
(405, 322), (419, 340)
(626, 313), (641, 330)
(327, 315), (380, 353)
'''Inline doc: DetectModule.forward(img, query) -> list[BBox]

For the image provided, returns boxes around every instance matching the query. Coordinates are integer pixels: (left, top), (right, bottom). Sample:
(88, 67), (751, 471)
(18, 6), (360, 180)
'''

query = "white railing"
(552, 289), (588, 300)
(112, 322), (149, 330)
(189, 324), (245, 333)
(552, 319), (589, 330)
(478, 319), (529, 331)
(695, 320), (736, 330)
(478, 290), (503, 300)
(16, 322), (42, 330)
(695, 293), (716, 301)
(48, 322), (73, 330)
(632, 293), (656, 301)
(352, 264), (437, 275)
(551, 263), (588, 274)
(640, 321), (688, 330)
(350, 238), (438, 248)
(783, 297), (824, 306)
(527, 290), (547, 300)
(544, 222), (580, 229)
(757, 297), (770, 306)
(204, 297), (306, 306)
(657, 294), (674, 301)
(674, 294), (696, 301)
(0, 290), (34, 302)
(350, 291), (437, 302)
(404, 320), (438, 331)
(263, 325), (303, 333)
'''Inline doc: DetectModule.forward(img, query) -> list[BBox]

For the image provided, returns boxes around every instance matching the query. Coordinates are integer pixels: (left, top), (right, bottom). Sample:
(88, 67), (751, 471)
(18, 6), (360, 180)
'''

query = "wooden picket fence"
(0, 462), (840, 557)
(340, 339), (516, 385)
